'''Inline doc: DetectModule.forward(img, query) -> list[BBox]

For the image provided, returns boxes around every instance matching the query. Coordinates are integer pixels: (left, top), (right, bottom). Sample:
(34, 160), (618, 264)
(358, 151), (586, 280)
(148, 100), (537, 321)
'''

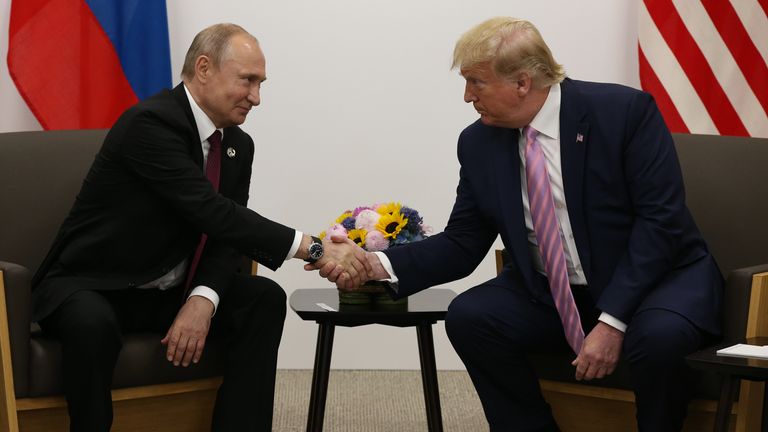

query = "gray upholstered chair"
(494, 133), (768, 431)
(0, 129), (249, 431)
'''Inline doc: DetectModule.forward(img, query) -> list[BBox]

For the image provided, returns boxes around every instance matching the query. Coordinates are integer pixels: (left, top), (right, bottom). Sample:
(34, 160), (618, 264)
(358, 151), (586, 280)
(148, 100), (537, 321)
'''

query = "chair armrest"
(0, 261), (32, 396)
(722, 263), (768, 343)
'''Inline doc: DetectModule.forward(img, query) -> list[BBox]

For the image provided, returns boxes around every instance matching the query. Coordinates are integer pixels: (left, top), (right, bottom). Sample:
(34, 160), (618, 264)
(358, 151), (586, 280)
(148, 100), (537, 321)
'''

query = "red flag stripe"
(701, 0), (768, 115)
(7, 0), (137, 129)
(644, 0), (748, 136)
(638, 46), (689, 134)
(759, 0), (768, 17)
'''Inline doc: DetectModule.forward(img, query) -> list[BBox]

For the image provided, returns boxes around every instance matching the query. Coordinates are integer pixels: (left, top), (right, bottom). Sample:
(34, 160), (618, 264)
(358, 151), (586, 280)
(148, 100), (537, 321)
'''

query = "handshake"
(302, 234), (388, 290)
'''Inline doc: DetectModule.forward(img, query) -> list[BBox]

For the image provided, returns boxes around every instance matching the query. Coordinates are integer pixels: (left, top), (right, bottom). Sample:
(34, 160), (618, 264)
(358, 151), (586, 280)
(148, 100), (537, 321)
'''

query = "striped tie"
(524, 126), (585, 354)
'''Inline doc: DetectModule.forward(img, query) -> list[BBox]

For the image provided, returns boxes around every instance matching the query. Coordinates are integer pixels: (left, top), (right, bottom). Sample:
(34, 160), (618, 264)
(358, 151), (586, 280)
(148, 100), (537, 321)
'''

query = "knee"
(445, 291), (488, 349)
(624, 311), (698, 366)
(240, 276), (287, 319)
(51, 299), (122, 354)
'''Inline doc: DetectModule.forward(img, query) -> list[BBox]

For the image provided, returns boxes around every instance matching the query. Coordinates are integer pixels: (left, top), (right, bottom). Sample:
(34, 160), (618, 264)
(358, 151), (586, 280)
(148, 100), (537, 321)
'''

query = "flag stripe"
(701, 0), (768, 117)
(638, 2), (718, 134)
(638, 46), (689, 133)
(84, 0), (171, 100)
(759, 0), (768, 17)
(674, 0), (768, 137)
(8, 0), (137, 129)
(645, 0), (748, 136)
(730, 0), (768, 66)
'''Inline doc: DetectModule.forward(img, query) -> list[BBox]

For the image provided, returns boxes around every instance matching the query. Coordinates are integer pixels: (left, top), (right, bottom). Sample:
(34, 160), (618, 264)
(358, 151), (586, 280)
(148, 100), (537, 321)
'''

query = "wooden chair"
(494, 132), (768, 432)
(0, 130), (256, 432)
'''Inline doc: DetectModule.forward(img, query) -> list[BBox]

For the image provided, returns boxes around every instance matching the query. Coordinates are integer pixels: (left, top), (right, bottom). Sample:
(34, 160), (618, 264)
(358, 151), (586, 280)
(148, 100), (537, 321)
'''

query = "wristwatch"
(304, 236), (324, 263)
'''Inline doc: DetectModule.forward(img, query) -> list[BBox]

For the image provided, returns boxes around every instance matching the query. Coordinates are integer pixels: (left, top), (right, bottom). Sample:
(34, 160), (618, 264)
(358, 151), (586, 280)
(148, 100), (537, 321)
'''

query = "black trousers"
(39, 274), (287, 432)
(444, 278), (707, 432)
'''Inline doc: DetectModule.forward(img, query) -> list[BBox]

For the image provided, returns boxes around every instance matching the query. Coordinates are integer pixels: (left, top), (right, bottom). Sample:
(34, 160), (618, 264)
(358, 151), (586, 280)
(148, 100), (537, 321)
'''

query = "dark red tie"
(184, 130), (222, 293)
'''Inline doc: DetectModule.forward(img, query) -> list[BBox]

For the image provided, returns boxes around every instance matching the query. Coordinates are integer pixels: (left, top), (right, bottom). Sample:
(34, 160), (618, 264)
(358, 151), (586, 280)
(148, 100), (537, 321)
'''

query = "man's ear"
(515, 71), (533, 97)
(195, 55), (212, 83)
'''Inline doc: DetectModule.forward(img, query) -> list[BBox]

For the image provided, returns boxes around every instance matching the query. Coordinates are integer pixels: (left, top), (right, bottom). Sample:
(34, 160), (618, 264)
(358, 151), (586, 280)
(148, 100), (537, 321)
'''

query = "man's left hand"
(160, 295), (214, 367)
(571, 321), (624, 381)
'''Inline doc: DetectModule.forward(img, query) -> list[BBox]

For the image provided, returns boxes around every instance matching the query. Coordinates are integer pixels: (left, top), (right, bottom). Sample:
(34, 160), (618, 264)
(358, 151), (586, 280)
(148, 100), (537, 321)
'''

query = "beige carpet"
(273, 370), (489, 432)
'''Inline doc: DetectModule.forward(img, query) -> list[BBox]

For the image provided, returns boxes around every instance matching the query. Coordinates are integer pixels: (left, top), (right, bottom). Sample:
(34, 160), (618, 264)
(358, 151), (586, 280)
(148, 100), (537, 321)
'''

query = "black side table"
(289, 288), (456, 432)
(686, 337), (768, 432)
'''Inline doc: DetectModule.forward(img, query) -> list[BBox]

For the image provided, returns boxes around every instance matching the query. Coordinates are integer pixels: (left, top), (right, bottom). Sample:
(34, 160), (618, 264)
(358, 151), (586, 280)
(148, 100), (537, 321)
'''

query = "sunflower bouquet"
(319, 202), (430, 252)
(320, 202), (430, 306)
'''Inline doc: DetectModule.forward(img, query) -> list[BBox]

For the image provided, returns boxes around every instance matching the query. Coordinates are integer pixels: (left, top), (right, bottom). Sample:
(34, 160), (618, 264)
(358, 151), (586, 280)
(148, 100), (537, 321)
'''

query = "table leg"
(417, 324), (443, 432)
(307, 322), (335, 432)
(714, 375), (738, 432)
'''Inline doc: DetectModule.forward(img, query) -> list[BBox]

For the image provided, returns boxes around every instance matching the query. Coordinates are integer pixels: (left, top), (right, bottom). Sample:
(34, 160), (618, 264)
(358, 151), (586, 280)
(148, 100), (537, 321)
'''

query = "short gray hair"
(181, 23), (257, 80)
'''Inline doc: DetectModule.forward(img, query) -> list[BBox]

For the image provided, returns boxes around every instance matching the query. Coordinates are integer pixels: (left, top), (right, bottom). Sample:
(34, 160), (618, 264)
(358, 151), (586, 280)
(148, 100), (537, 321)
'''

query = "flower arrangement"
(319, 202), (430, 252)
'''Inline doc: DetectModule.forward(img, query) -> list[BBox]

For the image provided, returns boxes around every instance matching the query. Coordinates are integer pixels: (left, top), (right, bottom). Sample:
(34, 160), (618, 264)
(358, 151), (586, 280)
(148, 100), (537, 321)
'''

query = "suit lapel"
(219, 128), (240, 193)
(171, 84), (204, 169)
(493, 127), (536, 285)
(559, 79), (592, 280)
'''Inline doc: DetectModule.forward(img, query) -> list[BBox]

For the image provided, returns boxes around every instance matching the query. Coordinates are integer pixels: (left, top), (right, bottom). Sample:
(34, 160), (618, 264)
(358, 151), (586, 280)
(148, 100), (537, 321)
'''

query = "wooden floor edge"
(16, 377), (222, 411)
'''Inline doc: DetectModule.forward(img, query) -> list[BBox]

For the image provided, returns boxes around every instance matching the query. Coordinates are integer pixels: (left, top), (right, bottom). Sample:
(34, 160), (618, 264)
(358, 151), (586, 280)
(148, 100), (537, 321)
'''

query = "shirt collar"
(183, 84), (223, 143)
(528, 82), (561, 140)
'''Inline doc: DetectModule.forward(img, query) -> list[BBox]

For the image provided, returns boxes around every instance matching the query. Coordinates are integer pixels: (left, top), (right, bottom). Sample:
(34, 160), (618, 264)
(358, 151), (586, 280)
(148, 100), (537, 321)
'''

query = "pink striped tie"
(184, 130), (222, 294)
(524, 126), (585, 354)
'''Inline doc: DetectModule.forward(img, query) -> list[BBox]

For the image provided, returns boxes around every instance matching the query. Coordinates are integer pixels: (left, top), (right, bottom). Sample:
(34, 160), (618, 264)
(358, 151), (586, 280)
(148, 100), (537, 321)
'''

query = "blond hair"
(452, 17), (565, 88)
(181, 23), (256, 80)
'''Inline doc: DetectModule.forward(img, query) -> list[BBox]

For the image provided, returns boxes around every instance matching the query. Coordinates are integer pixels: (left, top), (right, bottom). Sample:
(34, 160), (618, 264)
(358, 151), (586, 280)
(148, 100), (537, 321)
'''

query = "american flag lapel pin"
(576, 133), (584, 143)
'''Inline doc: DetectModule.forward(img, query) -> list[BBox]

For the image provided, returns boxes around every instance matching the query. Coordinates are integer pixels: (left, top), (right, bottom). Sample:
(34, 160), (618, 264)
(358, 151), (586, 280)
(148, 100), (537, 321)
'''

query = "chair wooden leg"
(0, 273), (19, 432)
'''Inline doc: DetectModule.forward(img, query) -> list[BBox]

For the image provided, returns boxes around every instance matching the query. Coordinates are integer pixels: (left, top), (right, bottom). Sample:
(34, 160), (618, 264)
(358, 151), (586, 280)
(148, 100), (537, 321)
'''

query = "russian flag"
(7, 0), (172, 130)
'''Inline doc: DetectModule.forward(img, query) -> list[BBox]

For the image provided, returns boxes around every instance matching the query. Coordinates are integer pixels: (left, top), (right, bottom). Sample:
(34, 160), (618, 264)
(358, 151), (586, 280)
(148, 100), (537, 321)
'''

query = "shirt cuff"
(373, 252), (398, 283)
(598, 312), (627, 333)
(188, 286), (220, 316)
(286, 230), (303, 261)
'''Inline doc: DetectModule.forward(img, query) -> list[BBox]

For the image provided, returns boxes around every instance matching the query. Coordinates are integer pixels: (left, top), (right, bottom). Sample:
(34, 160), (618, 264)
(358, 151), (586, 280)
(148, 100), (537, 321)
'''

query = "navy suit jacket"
(32, 84), (296, 321)
(384, 78), (723, 335)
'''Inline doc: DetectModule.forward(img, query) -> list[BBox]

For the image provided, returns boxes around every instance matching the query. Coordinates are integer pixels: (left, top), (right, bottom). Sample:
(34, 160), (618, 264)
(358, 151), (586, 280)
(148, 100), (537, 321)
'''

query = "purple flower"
(401, 207), (423, 234)
(341, 217), (356, 231)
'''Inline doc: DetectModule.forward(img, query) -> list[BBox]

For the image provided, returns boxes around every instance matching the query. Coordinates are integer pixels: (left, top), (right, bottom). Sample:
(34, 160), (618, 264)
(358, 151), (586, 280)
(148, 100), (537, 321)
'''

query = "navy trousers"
(445, 277), (706, 432)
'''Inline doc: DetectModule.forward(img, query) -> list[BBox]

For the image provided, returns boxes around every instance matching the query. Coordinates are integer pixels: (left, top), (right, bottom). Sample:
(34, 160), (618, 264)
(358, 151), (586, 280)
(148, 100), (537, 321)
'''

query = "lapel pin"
(576, 133), (584, 143)
(226, 147), (236, 158)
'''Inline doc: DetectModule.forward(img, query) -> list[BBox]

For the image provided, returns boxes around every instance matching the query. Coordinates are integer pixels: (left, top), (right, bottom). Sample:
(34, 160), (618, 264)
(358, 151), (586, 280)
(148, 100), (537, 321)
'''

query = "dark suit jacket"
(32, 84), (295, 321)
(384, 78), (723, 335)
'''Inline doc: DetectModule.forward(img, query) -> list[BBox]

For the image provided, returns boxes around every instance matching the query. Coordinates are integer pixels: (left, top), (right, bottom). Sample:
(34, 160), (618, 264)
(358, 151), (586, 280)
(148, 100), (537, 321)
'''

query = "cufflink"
(227, 147), (236, 158)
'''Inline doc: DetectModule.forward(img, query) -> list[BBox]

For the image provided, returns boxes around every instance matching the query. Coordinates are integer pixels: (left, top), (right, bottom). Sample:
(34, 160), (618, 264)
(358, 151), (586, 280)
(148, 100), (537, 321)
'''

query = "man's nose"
(248, 86), (260, 106)
(464, 86), (476, 103)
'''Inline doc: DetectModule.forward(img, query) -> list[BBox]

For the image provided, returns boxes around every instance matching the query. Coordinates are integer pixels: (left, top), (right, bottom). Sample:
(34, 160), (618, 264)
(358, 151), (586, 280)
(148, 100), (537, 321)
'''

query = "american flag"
(638, 0), (768, 138)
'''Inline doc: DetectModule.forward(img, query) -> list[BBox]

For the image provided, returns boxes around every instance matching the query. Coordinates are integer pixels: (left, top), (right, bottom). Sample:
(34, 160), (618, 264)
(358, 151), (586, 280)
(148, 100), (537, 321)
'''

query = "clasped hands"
(304, 235), (387, 289)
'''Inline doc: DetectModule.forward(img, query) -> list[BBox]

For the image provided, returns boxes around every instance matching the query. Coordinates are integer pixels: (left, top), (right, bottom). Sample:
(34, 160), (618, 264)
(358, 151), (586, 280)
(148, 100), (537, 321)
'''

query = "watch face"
(309, 242), (324, 260)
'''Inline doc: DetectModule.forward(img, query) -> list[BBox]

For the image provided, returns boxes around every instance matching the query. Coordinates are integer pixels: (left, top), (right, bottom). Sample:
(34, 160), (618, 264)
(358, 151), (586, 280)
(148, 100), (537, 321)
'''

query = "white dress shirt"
(377, 82), (626, 333)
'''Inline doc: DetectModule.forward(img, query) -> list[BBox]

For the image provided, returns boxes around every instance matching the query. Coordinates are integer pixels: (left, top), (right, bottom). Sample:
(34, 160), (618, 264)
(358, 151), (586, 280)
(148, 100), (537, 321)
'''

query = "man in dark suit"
(33, 23), (368, 432)
(315, 17), (723, 431)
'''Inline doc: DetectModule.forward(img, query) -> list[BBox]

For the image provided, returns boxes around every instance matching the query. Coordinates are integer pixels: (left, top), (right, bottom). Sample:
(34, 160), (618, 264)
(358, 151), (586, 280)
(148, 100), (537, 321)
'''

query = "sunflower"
(335, 212), (353, 224)
(375, 202), (402, 216)
(347, 229), (367, 247)
(376, 212), (409, 239)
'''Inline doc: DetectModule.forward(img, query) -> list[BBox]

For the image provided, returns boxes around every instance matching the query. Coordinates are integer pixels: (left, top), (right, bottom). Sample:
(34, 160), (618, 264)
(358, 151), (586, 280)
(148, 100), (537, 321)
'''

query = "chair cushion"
(27, 333), (225, 398)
